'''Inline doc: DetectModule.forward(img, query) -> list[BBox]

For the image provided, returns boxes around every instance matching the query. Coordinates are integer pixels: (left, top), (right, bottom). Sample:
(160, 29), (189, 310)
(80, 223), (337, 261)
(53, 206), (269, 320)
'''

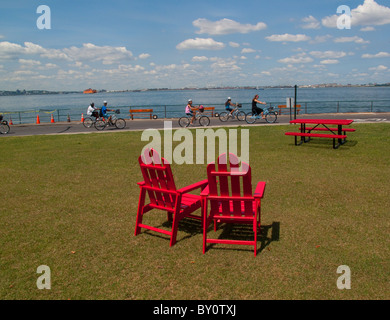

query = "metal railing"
(1, 100), (389, 124)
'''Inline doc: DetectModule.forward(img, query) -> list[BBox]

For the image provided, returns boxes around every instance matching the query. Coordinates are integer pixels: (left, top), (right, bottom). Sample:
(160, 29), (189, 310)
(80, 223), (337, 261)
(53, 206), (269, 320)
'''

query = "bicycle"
(245, 105), (278, 124)
(0, 115), (10, 134)
(94, 110), (126, 130)
(178, 110), (210, 127)
(218, 104), (246, 122)
(83, 111), (101, 128)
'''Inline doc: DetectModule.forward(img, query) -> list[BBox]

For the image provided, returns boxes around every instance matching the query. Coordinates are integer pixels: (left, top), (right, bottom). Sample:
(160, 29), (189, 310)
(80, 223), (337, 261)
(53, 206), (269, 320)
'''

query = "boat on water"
(83, 88), (97, 94)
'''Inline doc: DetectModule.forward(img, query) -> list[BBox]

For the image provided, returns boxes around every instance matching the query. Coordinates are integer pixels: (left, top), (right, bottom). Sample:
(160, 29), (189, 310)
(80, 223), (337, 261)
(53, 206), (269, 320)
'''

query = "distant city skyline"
(0, 0), (389, 91)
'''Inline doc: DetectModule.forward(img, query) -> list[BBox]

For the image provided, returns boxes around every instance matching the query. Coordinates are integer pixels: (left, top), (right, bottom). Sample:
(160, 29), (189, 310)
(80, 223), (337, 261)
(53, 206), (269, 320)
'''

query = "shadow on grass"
(204, 221), (280, 255)
(286, 139), (358, 149)
(141, 218), (280, 256)
(141, 216), (203, 244)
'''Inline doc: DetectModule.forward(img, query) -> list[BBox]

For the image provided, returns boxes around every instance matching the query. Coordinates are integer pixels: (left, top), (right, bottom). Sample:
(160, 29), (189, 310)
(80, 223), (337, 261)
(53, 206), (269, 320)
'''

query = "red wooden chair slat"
(201, 153), (266, 256)
(135, 148), (208, 247)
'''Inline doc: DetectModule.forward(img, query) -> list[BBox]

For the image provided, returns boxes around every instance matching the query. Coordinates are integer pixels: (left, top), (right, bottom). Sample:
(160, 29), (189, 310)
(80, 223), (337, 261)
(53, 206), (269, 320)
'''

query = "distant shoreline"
(1, 83), (389, 97)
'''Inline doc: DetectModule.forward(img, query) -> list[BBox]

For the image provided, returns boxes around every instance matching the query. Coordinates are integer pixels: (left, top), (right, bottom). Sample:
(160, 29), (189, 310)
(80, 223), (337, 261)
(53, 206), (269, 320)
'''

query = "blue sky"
(0, 0), (389, 90)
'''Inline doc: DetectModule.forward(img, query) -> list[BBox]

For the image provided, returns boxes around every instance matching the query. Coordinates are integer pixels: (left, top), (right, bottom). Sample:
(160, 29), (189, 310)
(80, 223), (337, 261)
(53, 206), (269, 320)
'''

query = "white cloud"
(63, 43), (133, 65)
(309, 35), (332, 44)
(138, 53), (150, 59)
(301, 16), (321, 29)
(193, 18), (266, 35)
(333, 36), (369, 44)
(192, 56), (209, 62)
(266, 34), (311, 42)
(176, 38), (225, 50)
(360, 26), (375, 31)
(229, 42), (240, 48)
(368, 65), (388, 71)
(362, 52), (390, 58)
(320, 59), (340, 64)
(310, 51), (347, 59)
(44, 63), (58, 69)
(241, 48), (256, 54)
(0, 41), (27, 60)
(322, 0), (390, 28)
(18, 59), (41, 66)
(0, 41), (136, 64)
(278, 53), (313, 64)
(210, 58), (241, 71)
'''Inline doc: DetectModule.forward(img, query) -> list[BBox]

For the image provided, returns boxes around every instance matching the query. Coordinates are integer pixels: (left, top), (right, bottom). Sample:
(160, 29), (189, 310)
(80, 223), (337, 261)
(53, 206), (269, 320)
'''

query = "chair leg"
(203, 215), (208, 254)
(202, 199), (208, 254)
(169, 213), (180, 247)
(134, 188), (146, 236)
(254, 218), (257, 257)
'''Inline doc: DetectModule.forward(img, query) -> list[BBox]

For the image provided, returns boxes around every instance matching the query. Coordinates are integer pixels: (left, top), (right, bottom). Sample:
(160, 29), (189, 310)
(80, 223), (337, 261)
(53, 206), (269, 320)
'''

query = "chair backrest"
(139, 148), (177, 209)
(207, 153), (253, 216)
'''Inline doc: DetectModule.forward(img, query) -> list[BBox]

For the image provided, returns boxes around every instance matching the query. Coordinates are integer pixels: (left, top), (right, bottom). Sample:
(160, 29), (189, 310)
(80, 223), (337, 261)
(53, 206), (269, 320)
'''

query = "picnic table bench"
(202, 106), (215, 117)
(278, 104), (302, 115)
(129, 108), (158, 120)
(285, 119), (355, 149)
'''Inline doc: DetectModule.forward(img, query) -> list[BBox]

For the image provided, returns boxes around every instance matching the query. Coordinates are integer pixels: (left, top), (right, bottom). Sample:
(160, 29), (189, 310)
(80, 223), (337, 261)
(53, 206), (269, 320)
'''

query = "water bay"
(1, 86), (389, 123)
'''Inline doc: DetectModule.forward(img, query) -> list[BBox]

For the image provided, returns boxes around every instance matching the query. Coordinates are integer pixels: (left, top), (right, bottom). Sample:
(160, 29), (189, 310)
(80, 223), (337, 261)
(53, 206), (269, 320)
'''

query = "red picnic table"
(285, 119), (355, 149)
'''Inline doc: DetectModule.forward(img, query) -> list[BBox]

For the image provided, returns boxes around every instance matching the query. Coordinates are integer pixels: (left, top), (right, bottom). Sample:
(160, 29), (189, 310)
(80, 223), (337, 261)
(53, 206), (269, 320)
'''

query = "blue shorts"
(226, 107), (233, 112)
(186, 113), (193, 117)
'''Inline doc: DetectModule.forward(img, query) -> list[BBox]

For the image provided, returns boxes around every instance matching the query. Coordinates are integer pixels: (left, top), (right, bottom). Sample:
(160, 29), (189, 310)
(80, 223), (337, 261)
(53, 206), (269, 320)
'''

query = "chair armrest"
(254, 181), (266, 198)
(137, 181), (145, 187)
(177, 179), (208, 194)
(200, 185), (209, 197)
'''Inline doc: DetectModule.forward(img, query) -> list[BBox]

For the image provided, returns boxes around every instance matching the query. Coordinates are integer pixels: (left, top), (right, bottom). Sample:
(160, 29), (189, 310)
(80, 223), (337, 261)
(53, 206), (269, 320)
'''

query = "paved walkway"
(2, 113), (390, 137)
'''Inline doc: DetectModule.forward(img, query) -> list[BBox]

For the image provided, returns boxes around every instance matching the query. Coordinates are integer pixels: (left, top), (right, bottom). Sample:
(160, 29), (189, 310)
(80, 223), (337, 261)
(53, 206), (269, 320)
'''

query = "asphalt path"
(2, 112), (390, 137)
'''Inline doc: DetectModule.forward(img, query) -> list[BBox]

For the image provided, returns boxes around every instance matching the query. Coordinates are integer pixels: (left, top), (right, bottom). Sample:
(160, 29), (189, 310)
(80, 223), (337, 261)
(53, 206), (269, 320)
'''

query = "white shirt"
(87, 105), (95, 116)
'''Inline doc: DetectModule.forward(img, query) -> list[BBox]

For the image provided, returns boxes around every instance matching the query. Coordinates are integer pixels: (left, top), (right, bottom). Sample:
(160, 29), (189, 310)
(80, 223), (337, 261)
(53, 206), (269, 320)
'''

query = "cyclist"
(185, 99), (198, 124)
(252, 94), (266, 119)
(100, 101), (115, 124)
(225, 97), (237, 116)
(87, 102), (99, 119)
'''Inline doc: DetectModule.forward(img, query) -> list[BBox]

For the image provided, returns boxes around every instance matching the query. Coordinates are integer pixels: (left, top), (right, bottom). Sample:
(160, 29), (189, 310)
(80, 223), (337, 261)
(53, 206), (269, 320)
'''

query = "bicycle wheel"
(237, 111), (246, 121)
(115, 118), (126, 129)
(199, 116), (210, 127)
(218, 112), (229, 122)
(94, 119), (106, 130)
(83, 117), (94, 128)
(179, 117), (190, 127)
(245, 112), (257, 124)
(265, 112), (277, 123)
(0, 122), (10, 134)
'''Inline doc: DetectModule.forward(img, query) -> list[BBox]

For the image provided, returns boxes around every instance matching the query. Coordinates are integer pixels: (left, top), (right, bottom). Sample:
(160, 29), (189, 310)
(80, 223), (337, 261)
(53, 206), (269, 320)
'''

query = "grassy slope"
(0, 123), (389, 300)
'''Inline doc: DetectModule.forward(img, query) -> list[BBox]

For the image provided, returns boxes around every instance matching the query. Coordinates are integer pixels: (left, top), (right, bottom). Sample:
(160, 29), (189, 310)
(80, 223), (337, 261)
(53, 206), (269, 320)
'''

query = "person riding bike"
(87, 102), (99, 119)
(185, 99), (198, 124)
(252, 94), (267, 119)
(100, 101), (115, 124)
(225, 97), (237, 115)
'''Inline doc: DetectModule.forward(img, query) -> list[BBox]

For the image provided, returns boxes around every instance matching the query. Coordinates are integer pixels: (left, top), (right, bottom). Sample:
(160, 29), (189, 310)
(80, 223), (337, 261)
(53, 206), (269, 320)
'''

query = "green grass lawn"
(0, 123), (389, 300)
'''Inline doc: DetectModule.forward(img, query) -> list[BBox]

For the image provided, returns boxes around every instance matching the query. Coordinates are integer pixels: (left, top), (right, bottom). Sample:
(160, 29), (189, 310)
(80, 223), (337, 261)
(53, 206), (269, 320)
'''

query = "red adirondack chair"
(201, 153), (266, 256)
(135, 148), (208, 247)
